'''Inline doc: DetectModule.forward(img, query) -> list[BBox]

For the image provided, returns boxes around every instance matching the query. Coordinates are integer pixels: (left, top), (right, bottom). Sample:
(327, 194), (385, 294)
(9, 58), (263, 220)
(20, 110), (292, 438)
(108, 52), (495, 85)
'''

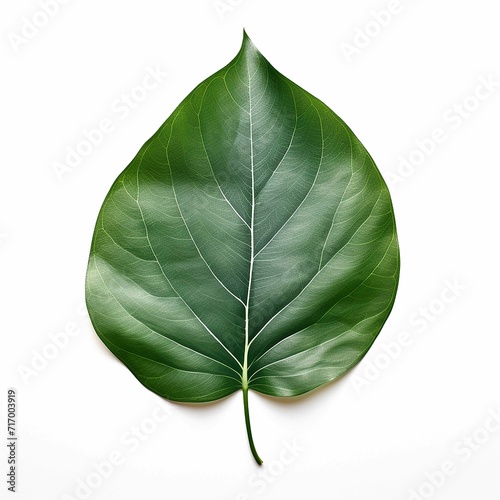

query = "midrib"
(242, 63), (255, 390)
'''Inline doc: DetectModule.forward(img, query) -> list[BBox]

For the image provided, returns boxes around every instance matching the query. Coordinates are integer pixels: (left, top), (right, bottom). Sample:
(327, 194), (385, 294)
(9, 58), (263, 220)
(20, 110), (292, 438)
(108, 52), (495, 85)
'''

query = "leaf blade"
(85, 31), (400, 460)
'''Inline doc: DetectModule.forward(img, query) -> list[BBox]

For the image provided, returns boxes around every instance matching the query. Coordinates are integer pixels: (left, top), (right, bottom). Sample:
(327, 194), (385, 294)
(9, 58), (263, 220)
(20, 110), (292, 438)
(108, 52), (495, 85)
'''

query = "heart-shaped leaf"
(85, 31), (400, 464)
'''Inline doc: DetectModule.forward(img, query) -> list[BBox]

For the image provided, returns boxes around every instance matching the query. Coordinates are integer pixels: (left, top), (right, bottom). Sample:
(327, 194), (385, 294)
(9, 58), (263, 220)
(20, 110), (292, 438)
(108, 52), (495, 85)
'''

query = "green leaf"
(85, 31), (400, 464)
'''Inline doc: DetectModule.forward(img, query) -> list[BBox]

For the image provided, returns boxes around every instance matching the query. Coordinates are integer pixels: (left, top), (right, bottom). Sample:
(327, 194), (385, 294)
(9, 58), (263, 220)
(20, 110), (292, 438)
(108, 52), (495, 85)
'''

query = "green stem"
(243, 387), (263, 465)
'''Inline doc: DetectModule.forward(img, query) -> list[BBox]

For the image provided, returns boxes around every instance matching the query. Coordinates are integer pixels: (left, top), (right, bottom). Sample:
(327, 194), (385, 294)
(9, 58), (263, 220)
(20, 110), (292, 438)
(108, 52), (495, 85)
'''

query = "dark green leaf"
(85, 31), (400, 464)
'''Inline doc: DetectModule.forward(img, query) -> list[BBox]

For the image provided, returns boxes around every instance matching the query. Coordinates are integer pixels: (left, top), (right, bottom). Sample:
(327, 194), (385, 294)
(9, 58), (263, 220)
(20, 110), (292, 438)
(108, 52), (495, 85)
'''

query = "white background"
(1, 1), (500, 499)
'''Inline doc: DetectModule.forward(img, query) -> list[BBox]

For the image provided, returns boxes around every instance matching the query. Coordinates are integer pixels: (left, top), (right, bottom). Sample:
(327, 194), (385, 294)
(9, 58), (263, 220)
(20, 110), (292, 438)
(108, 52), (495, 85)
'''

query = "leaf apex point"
(241, 30), (257, 51)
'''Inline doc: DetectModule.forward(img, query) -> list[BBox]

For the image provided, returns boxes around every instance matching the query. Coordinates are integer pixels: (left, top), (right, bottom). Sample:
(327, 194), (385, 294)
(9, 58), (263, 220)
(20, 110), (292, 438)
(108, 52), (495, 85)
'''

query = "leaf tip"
(241, 29), (257, 52)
